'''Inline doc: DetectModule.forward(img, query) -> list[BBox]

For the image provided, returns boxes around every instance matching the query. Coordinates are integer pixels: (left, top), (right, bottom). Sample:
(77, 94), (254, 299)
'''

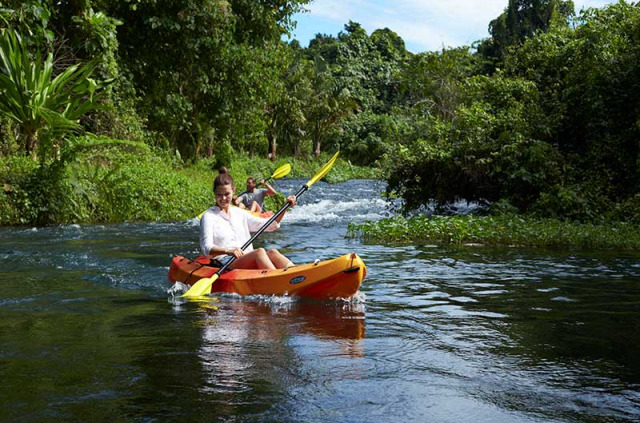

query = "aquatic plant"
(348, 215), (640, 250)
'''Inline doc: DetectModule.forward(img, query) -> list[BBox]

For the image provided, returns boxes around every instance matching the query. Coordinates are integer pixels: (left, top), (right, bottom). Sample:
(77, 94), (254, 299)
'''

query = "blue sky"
(288, 0), (615, 53)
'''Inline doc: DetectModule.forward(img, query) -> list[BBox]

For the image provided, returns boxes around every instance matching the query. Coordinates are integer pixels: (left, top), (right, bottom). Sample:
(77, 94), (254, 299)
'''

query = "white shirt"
(200, 206), (279, 256)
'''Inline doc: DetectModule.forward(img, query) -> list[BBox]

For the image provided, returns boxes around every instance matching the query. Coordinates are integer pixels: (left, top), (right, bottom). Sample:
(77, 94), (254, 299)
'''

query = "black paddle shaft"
(214, 184), (309, 275)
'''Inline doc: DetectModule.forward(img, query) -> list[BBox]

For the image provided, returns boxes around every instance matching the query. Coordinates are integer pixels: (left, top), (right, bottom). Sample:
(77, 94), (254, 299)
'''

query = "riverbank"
(348, 214), (640, 250)
(0, 145), (381, 226)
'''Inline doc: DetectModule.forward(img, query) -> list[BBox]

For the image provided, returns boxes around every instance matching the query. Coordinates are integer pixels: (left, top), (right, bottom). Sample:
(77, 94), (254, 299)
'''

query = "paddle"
(263, 163), (292, 183)
(197, 163), (291, 219)
(183, 152), (339, 298)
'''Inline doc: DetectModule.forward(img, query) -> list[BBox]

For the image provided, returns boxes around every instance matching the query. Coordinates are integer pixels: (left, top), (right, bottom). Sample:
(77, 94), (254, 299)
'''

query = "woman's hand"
(227, 248), (243, 258)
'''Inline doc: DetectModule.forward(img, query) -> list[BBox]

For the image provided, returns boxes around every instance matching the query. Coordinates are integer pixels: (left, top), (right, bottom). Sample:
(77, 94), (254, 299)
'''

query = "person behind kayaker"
(200, 167), (296, 270)
(233, 177), (276, 213)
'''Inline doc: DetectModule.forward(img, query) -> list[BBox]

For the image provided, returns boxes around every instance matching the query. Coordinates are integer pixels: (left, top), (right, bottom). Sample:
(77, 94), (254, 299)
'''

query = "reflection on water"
(1, 179), (640, 422)
(196, 299), (366, 396)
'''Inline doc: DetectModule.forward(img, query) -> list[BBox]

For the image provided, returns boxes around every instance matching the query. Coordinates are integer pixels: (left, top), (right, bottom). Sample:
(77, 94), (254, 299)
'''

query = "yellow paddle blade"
(182, 273), (220, 298)
(271, 163), (291, 180)
(307, 152), (339, 188)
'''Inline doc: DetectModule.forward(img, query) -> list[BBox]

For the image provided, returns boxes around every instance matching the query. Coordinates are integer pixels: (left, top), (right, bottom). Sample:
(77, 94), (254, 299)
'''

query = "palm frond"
(0, 28), (108, 160)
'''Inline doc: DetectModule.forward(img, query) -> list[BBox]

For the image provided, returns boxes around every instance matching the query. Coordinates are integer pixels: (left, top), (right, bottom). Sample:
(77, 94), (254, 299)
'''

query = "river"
(1, 179), (639, 422)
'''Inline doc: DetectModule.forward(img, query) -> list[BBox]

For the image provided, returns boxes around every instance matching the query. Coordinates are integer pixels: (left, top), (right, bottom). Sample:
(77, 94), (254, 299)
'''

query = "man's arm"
(234, 192), (249, 207)
(260, 180), (277, 196)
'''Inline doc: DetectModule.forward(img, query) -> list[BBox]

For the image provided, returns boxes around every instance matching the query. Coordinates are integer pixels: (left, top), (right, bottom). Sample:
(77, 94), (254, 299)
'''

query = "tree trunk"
(24, 129), (38, 161)
(294, 138), (301, 158)
(193, 133), (202, 162)
(312, 122), (322, 156)
(267, 109), (278, 161)
(313, 131), (321, 156)
(268, 134), (277, 161)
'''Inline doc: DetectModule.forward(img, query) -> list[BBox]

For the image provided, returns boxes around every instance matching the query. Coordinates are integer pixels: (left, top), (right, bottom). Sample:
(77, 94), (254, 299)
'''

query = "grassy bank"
(0, 145), (381, 226)
(348, 214), (640, 250)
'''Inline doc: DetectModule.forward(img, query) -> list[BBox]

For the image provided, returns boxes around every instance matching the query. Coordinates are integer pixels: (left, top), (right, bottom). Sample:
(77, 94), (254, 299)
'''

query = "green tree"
(98, 0), (310, 161)
(478, 0), (575, 65)
(385, 70), (563, 212)
(398, 47), (477, 123)
(268, 46), (313, 158)
(304, 22), (408, 163)
(504, 2), (640, 219)
(1, 0), (147, 143)
(304, 55), (356, 156)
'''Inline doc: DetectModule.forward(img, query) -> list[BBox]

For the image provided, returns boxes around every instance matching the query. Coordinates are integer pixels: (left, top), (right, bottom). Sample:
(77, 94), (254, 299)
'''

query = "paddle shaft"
(210, 184), (309, 277)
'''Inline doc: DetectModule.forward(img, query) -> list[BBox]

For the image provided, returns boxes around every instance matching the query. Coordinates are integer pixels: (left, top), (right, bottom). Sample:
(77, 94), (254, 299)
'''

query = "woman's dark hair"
(213, 166), (235, 192)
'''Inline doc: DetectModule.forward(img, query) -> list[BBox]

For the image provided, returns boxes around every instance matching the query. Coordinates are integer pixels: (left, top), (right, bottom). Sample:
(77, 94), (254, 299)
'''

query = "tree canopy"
(1, 0), (640, 223)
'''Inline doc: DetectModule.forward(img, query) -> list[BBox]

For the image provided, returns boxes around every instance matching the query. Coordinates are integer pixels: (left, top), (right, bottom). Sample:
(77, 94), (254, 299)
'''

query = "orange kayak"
(168, 253), (366, 299)
(252, 210), (273, 218)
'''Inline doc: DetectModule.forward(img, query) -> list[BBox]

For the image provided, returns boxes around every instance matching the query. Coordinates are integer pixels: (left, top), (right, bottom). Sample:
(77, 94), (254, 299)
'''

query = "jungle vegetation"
(1, 0), (639, 227)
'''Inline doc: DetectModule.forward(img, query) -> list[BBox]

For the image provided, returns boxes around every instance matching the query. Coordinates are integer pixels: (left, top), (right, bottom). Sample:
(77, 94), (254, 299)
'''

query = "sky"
(288, 0), (615, 53)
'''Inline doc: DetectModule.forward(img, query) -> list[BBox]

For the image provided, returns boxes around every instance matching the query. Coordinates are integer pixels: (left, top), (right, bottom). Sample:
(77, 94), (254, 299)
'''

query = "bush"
(0, 156), (39, 225)
(0, 145), (379, 226)
(63, 147), (209, 222)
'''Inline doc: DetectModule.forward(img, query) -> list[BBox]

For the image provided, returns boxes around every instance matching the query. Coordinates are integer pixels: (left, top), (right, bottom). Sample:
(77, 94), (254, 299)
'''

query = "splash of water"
(285, 198), (387, 223)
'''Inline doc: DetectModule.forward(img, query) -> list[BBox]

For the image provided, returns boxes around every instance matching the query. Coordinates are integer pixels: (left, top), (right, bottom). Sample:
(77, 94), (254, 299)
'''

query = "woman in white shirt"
(200, 167), (297, 269)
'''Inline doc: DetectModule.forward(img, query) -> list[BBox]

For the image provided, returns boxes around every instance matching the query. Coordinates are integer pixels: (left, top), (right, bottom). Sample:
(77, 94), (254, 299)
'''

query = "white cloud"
(293, 0), (616, 52)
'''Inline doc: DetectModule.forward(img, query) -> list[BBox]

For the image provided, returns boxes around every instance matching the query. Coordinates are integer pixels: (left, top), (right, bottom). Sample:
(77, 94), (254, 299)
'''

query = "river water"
(1, 179), (639, 422)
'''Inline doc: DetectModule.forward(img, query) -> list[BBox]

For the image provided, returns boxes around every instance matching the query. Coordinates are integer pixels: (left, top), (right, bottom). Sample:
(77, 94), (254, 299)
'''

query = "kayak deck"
(169, 253), (366, 299)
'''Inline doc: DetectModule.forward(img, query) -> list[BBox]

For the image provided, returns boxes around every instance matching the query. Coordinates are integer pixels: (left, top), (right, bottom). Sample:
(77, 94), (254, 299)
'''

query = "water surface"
(1, 179), (639, 422)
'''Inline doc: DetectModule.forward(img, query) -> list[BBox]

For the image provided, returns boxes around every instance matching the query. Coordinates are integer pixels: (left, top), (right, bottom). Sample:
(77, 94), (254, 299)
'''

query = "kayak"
(168, 253), (366, 299)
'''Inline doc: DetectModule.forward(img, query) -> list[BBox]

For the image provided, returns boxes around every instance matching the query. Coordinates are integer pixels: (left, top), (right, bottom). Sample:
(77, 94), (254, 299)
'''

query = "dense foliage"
(1, 0), (639, 227)
(385, 1), (640, 223)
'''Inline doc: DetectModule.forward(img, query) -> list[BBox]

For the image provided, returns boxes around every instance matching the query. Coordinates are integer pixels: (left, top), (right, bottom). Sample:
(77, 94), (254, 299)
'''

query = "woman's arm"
(275, 195), (297, 224)
(244, 195), (296, 232)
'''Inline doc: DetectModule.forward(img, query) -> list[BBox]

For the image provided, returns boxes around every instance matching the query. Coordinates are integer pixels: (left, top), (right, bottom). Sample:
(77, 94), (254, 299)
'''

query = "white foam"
(285, 198), (387, 223)
(186, 217), (200, 227)
(167, 282), (189, 295)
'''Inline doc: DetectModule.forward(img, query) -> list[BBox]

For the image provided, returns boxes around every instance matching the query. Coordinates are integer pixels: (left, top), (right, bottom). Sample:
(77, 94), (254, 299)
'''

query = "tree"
(304, 22), (408, 163)
(304, 56), (356, 156)
(503, 2), (640, 217)
(262, 43), (294, 160)
(478, 0), (575, 65)
(399, 47), (477, 123)
(97, 0), (311, 161)
(386, 73), (563, 212)
(266, 47), (313, 158)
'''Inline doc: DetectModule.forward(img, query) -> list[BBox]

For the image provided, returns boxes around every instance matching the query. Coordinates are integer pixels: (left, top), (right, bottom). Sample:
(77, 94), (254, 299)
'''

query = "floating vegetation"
(348, 214), (640, 250)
